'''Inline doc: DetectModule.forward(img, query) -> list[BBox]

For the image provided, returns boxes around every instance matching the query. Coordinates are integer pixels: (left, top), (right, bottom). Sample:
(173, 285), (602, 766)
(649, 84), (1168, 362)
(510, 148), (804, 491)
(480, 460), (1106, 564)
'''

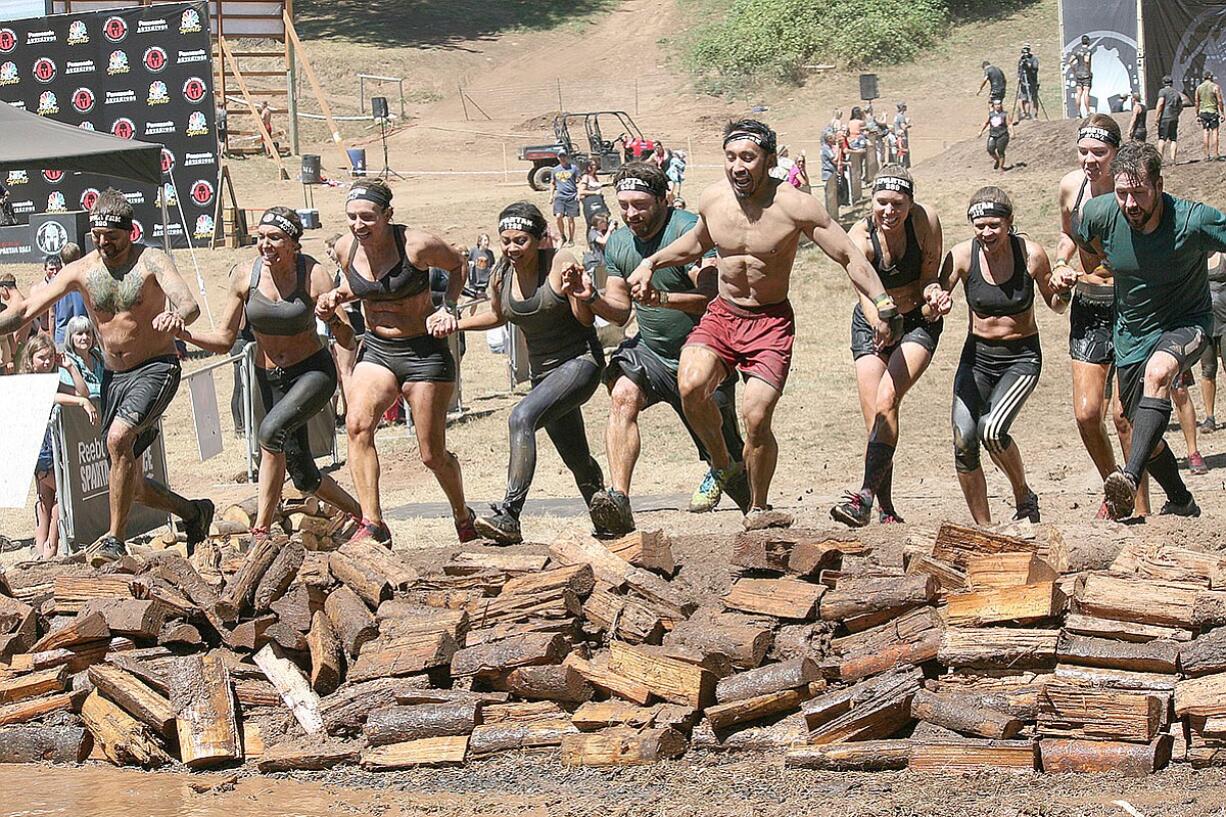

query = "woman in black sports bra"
(831, 165), (944, 528)
(178, 207), (361, 539)
(315, 179), (476, 546)
(929, 187), (1068, 525)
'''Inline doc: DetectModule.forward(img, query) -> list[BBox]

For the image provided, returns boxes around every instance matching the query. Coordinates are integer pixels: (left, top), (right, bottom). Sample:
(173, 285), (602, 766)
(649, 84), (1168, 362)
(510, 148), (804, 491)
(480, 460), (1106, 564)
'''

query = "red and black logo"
(129, 219), (143, 243)
(0, 29), (16, 53)
(32, 57), (55, 83)
(143, 46), (167, 73)
(103, 16), (127, 43)
(71, 86), (95, 113)
(111, 117), (135, 139)
(189, 179), (214, 206)
(80, 188), (100, 210)
(182, 76), (206, 104)
(43, 169), (64, 184)
(160, 148), (175, 174)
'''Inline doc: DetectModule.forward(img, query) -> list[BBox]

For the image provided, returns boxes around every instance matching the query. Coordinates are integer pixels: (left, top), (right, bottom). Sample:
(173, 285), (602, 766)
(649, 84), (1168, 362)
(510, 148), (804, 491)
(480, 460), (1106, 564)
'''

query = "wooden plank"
(909, 739), (1036, 772)
(169, 652), (241, 768)
(1056, 632), (1180, 674)
(560, 727), (686, 766)
(608, 641), (715, 708)
(360, 735), (468, 769)
(1038, 683), (1161, 743)
(819, 574), (936, 632)
(723, 578), (825, 620)
(1040, 735), (1172, 776)
(945, 582), (1064, 627)
(965, 552), (1056, 589)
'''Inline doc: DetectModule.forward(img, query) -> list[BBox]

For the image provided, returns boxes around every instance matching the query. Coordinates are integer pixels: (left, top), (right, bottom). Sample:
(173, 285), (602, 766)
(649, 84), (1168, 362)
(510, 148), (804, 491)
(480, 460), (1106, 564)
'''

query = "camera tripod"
(1012, 66), (1049, 124)
(376, 115), (405, 181)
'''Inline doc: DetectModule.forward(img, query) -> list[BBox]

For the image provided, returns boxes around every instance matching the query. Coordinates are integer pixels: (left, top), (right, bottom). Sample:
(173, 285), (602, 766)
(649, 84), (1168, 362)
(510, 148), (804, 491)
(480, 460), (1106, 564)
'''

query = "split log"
(329, 550), (391, 609)
(923, 681), (1043, 721)
(804, 667), (922, 744)
(582, 588), (664, 645)
(158, 622), (203, 648)
(364, 701), (481, 746)
(30, 611), (110, 652)
(938, 628), (1060, 670)
(0, 724), (89, 763)
(505, 664), (593, 703)
(468, 719), (576, 758)
(106, 654), (169, 694)
(716, 658), (819, 704)
(665, 615), (772, 670)
(1180, 627), (1226, 677)
(52, 576), (136, 614)
(1054, 664), (1176, 695)
(253, 539), (304, 612)
(910, 688), (1021, 739)
(561, 726), (687, 766)
(307, 611), (343, 694)
(621, 566), (696, 626)
(87, 664), (174, 734)
(377, 601), (469, 639)
(221, 496), (260, 527)
(965, 552), (1056, 588)
(253, 643), (323, 734)
(482, 700), (566, 723)
(0, 596), (36, 657)
(1176, 673), (1226, 717)
(79, 689), (170, 767)
(932, 522), (1042, 567)
(348, 630), (458, 682)
(548, 531), (634, 588)
(145, 556), (234, 625)
(0, 691), (77, 725)
(909, 739), (1036, 772)
(339, 540), (417, 588)
(1039, 735), (1172, 776)
(223, 614), (275, 652)
(169, 652), (241, 768)
(904, 553), (967, 594)
(256, 737), (361, 772)
(1063, 613), (1192, 644)
(270, 583), (326, 633)
(819, 574), (936, 632)
(690, 711), (808, 752)
(8, 636), (134, 674)
(1038, 683), (1161, 743)
(605, 530), (676, 576)
(608, 641), (715, 708)
(704, 688), (809, 731)
(572, 700), (659, 731)
(413, 571), (508, 596)
(324, 584), (378, 658)
(235, 678), (280, 708)
(446, 552), (549, 575)
(360, 735), (468, 768)
(0, 665), (67, 704)
(785, 739), (912, 771)
(77, 599), (173, 640)
(1074, 574), (1201, 628)
(832, 605), (942, 681)
(395, 689), (509, 707)
(465, 586), (582, 630)
(563, 653), (652, 705)
(788, 538), (860, 579)
(218, 537), (280, 615)
(265, 621), (307, 652)
(1056, 632), (1180, 674)
(723, 577), (825, 620)
(449, 617), (576, 648)
(1110, 541), (1226, 588)
(320, 677), (426, 736)
(450, 632), (565, 677)
(946, 582), (1064, 626)
(659, 642), (733, 678)
(502, 564), (595, 598)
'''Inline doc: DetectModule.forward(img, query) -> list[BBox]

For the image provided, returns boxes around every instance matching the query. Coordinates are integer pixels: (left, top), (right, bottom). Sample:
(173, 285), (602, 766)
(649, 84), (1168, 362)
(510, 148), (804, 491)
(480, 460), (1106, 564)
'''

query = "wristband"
(444, 299), (459, 317)
(584, 289), (600, 305)
(659, 290), (670, 306)
(872, 293), (898, 318)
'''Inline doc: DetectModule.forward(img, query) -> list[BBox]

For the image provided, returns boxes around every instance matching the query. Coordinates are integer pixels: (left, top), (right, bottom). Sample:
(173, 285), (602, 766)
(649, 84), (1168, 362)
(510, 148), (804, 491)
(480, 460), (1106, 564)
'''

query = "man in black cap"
(1018, 44), (1040, 121)
(978, 60), (1007, 109)
(1068, 34), (1095, 117)
(1156, 74), (1188, 165)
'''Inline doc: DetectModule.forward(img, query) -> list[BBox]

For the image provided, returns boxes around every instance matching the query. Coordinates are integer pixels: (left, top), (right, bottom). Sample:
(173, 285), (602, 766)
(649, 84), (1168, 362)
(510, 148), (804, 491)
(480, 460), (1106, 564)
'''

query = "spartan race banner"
(1060, 0), (1140, 117)
(0, 1), (218, 248)
(1143, 0), (1226, 104)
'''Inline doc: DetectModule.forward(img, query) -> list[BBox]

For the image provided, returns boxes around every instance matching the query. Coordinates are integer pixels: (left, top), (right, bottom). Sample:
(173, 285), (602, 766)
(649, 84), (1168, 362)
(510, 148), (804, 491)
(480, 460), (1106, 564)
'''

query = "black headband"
(260, 210), (302, 240)
(499, 215), (543, 237)
(873, 176), (914, 197)
(723, 130), (776, 153)
(90, 212), (133, 231)
(1078, 126), (1121, 147)
(615, 176), (666, 197)
(347, 185), (392, 208)
(967, 201), (1012, 221)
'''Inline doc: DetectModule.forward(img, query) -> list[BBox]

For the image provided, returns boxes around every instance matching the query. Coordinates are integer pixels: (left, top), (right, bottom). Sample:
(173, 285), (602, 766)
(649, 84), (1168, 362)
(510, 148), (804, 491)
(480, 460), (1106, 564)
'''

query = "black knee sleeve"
(257, 419), (287, 455)
(284, 439), (321, 494)
(952, 426), (980, 472)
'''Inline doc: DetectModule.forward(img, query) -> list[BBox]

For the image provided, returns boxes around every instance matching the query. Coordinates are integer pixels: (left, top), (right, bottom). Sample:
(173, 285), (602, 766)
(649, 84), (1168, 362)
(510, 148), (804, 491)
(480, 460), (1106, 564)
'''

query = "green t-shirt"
(1077, 192), (1226, 365)
(1197, 81), (1219, 114)
(605, 208), (713, 364)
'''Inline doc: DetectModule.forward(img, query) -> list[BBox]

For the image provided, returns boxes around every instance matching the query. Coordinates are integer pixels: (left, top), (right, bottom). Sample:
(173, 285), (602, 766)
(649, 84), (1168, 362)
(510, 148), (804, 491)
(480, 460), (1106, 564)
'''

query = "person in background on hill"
(980, 99), (1012, 171)
(0, 273), (17, 374)
(1156, 75), (1187, 165)
(770, 145), (794, 181)
(979, 60), (1007, 109)
(1198, 251), (1226, 433)
(934, 187), (1065, 525)
(787, 153), (811, 193)
(315, 179), (476, 545)
(667, 148), (687, 198)
(651, 143), (672, 177)
(551, 150), (580, 247)
(1128, 93), (1148, 142)
(582, 162), (748, 533)
(821, 131), (844, 198)
(465, 233), (495, 312)
(893, 101), (912, 167)
(586, 212), (613, 274)
(828, 109), (844, 136)
(1196, 71), (1223, 162)
(628, 119), (895, 530)
(1071, 141), (1226, 520)
(1068, 34), (1095, 118)
(1017, 44), (1040, 121)
(450, 202), (607, 544)
(831, 165), (944, 528)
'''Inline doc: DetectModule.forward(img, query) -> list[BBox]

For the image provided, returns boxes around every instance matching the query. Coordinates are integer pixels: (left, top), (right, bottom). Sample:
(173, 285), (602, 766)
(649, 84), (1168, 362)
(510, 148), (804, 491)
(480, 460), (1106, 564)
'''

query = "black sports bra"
(344, 224), (430, 302)
(867, 214), (922, 289)
(965, 235), (1034, 317)
(1068, 176), (1090, 238)
(244, 255), (315, 336)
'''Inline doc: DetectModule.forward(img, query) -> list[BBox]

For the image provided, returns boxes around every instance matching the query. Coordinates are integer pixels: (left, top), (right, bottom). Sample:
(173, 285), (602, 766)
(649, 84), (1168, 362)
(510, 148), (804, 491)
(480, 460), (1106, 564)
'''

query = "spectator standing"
(0, 181), (15, 227)
(579, 160), (603, 200)
(1128, 93), (1149, 142)
(1156, 75), (1187, 165)
(1018, 44), (1040, 120)
(551, 150), (580, 246)
(216, 103), (228, 155)
(59, 315), (104, 399)
(52, 243), (87, 349)
(586, 212), (613, 275)
(1199, 251), (1226, 432)
(466, 233), (495, 301)
(1068, 35), (1095, 117)
(651, 143), (672, 176)
(259, 101), (277, 157)
(979, 60), (1007, 108)
(893, 102), (912, 167)
(666, 148), (687, 198)
(0, 273), (18, 374)
(770, 145), (794, 181)
(1196, 71), (1223, 162)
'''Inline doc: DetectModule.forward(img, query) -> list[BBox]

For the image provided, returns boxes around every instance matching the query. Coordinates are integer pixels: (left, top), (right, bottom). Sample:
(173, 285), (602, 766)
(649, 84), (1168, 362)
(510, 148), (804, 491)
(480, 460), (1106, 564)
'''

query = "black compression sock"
(861, 441), (896, 498)
(1146, 444), (1192, 505)
(877, 463), (895, 512)
(1124, 396), (1172, 482)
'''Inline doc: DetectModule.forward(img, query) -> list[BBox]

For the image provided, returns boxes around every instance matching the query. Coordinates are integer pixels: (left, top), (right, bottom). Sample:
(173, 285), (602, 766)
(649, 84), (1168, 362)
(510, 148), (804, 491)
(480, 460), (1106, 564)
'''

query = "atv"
(519, 111), (656, 191)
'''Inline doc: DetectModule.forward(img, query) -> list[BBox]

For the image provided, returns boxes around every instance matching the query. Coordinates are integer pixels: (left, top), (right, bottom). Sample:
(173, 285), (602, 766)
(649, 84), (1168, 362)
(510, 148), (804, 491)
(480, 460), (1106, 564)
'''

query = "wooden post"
(849, 151), (864, 201)
(458, 84), (470, 121)
(556, 77), (564, 111)
(825, 173), (840, 219)
(219, 37), (289, 180)
(282, 12), (346, 158)
(502, 143), (509, 183)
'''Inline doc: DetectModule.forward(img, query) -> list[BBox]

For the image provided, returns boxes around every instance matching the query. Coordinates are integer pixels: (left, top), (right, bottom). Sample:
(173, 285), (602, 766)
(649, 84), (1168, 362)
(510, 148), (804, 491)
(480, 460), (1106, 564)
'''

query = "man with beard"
(628, 119), (895, 529)
(0, 189), (211, 559)
(1072, 141), (1226, 519)
(582, 162), (749, 535)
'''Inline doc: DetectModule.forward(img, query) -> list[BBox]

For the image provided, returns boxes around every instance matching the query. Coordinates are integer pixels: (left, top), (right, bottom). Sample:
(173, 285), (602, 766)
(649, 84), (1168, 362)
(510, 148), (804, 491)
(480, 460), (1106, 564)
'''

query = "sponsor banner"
(1142, 1), (1226, 104)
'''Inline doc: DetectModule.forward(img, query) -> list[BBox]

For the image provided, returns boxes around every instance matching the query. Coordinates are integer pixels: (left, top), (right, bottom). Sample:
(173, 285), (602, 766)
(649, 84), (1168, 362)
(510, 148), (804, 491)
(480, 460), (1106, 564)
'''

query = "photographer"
(1018, 45), (1040, 121)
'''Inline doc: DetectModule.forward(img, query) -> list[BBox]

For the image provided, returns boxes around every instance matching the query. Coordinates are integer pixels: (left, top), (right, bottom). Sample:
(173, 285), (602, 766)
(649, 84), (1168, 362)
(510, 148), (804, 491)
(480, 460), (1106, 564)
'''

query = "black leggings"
(501, 354), (605, 517)
(951, 336), (1041, 473)
(255, 348), (336, 493)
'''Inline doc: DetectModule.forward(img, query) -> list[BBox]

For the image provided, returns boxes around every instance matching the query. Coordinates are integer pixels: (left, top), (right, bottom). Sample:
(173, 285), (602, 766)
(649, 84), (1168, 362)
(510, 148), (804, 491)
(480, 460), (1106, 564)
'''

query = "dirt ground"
(6, 0), (1226, 811)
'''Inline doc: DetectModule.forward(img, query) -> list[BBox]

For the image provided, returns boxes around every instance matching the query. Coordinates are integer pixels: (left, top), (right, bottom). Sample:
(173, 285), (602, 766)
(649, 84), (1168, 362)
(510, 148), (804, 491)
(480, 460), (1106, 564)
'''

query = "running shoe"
(347, 518), (392, 547)
(473, 507), (523, 545)
(1199, 415), (1216, 434)
(688, 469), (722, 513)
(1013, 490), (1041, 523)
(455, 507), (479, 543)
(1160, 495), (1202, 517)
(249, 525), (272, 544)
(830, 490), (872, 528)
(183, 498), (215, 551)
(90, 534), (128, 564)
(1095, 501), (1111, 520)
(879, 509), (906, 525)
(1103, 469), (1138, 521)
(743, 506), (794, 531)
(1189, 451), (1210, 475)
(721, 464), (753, 513)
(589, 489), (635, 537)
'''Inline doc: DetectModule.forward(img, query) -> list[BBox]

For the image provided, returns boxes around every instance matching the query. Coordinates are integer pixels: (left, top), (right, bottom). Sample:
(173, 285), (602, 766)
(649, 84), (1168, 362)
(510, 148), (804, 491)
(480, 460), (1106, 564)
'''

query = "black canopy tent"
(0, 100), (162, 185)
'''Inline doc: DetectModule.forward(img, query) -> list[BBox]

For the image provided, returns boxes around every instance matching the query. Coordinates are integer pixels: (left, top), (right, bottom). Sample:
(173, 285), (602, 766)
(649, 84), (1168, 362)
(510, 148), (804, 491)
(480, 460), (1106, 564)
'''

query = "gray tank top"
(500, 251), (597, 378)
(245, 255), (315, 336)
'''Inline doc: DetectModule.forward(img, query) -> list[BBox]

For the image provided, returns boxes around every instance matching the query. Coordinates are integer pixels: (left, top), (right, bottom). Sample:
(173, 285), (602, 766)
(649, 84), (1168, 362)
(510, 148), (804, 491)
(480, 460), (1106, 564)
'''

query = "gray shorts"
(553, 198), (579, 217)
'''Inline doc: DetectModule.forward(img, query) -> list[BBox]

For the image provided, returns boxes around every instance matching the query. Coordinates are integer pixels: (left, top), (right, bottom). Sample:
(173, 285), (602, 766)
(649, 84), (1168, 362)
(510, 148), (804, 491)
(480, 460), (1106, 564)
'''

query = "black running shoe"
(183, 498), (215, 550)
(722, 464), (753, 514)
(830, 490), (872, 528)
(1160, 495), (1202, 517)
(473, 507), (523, 545)
(1103, 469), (1138, 521)
(1013, 490), (1041, 523)
(589, 489), (635, 537)
(92, 534), (127, 564)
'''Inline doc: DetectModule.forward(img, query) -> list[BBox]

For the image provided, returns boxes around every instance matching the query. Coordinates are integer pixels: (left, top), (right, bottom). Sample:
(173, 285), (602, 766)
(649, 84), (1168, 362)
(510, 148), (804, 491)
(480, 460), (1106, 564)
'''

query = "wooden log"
(724, 577), (825, 620)
(306, 610), (343, 695)
(910, 688), (1021, 739)
(561, 726), (687, 766)
(1040, 735), (1172, 776)
(572, 700), (659, 731)
(691, 711), (808, 752)
(270, 583), (326, 633)
(563, 653), (652, 705)
(502, 564), (595, 598)
(360, 735), (469, 768)
(106, 654), (169, 694)
(364, 701), (481, 746)
(932, 522), (1041, 567)
(1063, 613), (1192, 644)
(450, 632), (565, 677)
(52, 576), (136, 614)
(1191, 590), (1226, 630)
(340, 540), (417, 588)
(1038, 683), (1161, 743)
(622, 566), (697, 626)
(904, 553), (967, 594)
(253, 539), (304, 612)
(145, 556), (234, 626)
(413, 570), (508, 596)
(79, 689), (170, 767)
(715, 658), (819, 704)
(785, 739), (912, 771)
(157, 622), (203, 648)
(965, 552), (1056, 588)
(446, 552), (549, 576)
(946, 582), (1063, 626)
(664, 615), (772, 670)
(0, 690), (77, 725)
(169, 652), (241, 768)
(505, 664), (593, 703)
(87, 664), (174, 734)
(1111, 541), (1226, 588)
(1055, 632), (1180, 674)
(376, 600), (469, 637)
(218, 537), (280, 615)
(605, 530), (676, 577)
(0, 724), (89, 763)
(1180, 627), (1226, 677)
(659, 642), (734, 679)
(481, 700), (566, 723)
(320, 677), (424, 736)
(0, 665), (67, 704)
(256, 737), (361, 772)
(608, 641), (715, 708)
(465, 586), (582, 630)
(223, 613), (275, 652)
(324, 584), (378, 658)
(468, 719), (577, 758)
(705, 688), (809, 731)
(0, 595), (36, 657)
(348, 630), (458, 682)
(30, 611), (110, 652)
(548, 531), (633, 588)
(221, 496), (260, 527)
(77, 599), (173, 640)
(582, 588), (664, 645)
(819, 574), (936, 632)
(832, 605), (942, 681)
(8, 636), (134, 674)
(804, 667), (922, 744)
(788, 538), (860, 579)
(1176, 673), (1226, 717)
(938, 628), (1060, 671)
(395, 689), (509, 707)
(909, 739), (1036, 772)
(253, 643), (323, 734)
(1054, 664), (1176, 695)
(1074, 574), (1201, 628)
(329, 549), (392, 609)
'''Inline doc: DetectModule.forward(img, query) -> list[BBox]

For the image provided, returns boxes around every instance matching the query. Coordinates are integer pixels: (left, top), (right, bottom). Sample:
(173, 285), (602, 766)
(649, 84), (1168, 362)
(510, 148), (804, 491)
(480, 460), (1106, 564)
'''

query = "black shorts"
(1132, 128), (1148, 143)
(1202, 336), (1224, 380)
(1200, 112), (1221, 131)
(605, 335), (684, 408)
(1068, 291), (1114, 364)
(1075, 76), (1093, 89)
(1117, 326), (1209, 421)
(357, 331), (455, 385)
(1159, 119), (1179, 142)
(987, 134), (1010, 156)
(850, 302), (943, 360)
(345, 304), (366, 337)
(101, 355), (181, 459)
(989, 93), (1005, 105)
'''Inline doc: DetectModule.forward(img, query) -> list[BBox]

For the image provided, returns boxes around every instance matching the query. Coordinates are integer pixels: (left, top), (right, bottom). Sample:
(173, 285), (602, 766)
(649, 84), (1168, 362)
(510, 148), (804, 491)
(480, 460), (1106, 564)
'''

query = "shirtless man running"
(629, 119), (896, 529)
(0, 189), (211, 559)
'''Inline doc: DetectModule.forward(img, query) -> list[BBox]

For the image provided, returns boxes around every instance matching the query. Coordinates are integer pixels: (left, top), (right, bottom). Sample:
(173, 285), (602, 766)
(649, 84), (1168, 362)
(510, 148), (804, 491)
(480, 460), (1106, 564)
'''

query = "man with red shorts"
(628, 119), (896, 528)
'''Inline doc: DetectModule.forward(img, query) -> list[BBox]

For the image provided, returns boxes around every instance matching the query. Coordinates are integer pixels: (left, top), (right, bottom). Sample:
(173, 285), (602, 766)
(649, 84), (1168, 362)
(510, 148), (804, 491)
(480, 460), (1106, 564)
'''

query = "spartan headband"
(90, 212), (133, 231)
(499, 215), (543, 236)
(347, 185), (392, 208)
(873, 176), (914, 197)
(723, 130), (777, 153)
(967, 201), (1012, 221)
(260, 210), (302, 240)
(1078, 126), (1121, 147)
(615, 176), (666, 197)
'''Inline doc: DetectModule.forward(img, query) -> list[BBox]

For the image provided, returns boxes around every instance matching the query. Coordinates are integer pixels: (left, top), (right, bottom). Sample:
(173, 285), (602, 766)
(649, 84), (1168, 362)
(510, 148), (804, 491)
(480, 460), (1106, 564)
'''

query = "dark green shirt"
(1077, 192), (1226, 365)
(605, 208), (712, 365)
